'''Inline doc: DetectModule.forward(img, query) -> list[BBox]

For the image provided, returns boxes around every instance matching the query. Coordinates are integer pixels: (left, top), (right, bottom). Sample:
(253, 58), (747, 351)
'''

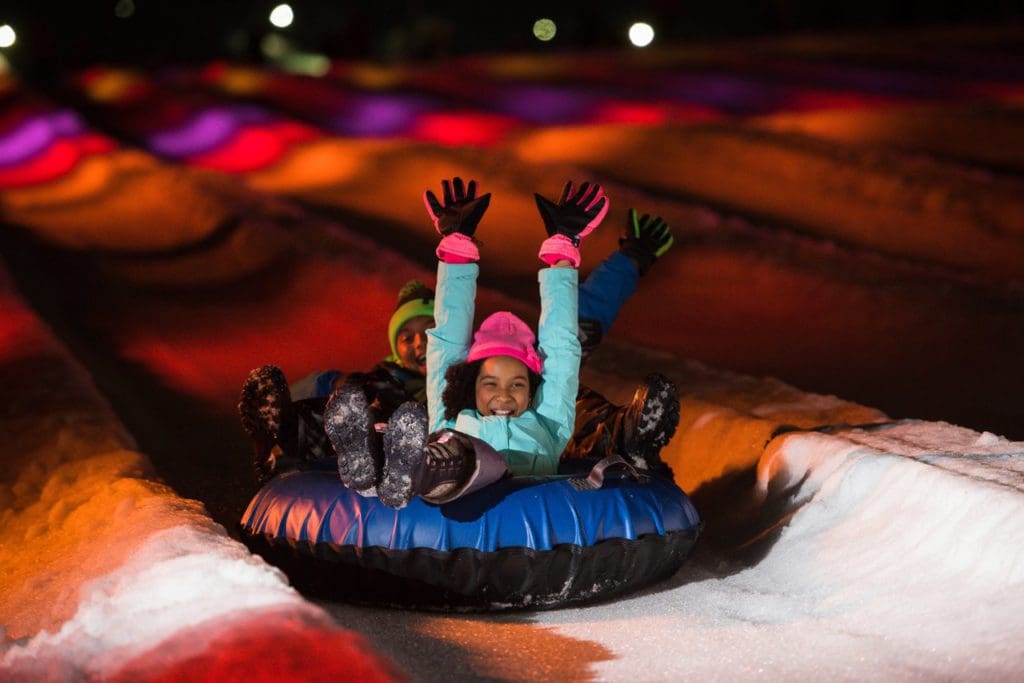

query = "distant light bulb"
(533, 18), (556, 42)
(0, 25), (16, 49)
(261, 33), (289, 59)
(628, 22), (654, 48)
(269, 4), (294, 28)
(114, 0), (136, 19)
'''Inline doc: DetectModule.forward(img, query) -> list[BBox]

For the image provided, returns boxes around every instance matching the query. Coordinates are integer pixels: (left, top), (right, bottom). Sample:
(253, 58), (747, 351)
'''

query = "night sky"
(3, 1), (1023, 80)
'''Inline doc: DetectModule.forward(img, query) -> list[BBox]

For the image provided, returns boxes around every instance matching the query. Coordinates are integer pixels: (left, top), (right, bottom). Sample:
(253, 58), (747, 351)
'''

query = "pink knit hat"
(466, 312), (543, 374)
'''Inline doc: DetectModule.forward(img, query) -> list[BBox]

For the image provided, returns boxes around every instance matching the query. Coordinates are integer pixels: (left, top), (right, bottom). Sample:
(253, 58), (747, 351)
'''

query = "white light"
(533, 18), (556, 42)
(628, 22), (654, 48)
(269, 4), (294, 29)
(0, 24), (16, 49)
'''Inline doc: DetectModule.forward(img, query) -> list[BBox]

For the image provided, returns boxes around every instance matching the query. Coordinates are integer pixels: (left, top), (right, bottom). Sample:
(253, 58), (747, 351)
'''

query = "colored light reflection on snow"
(324, 93), (431, 136)
(188, 121), (318, 173)
(147, 106), (272, 158)
(493, 84), (597, 124)
(588, 101), (671, 125)
(200, 62), (268, 96)
(0, 106), (114, 188)
(75, 67), (151, 103)
(656, 71), (894, 115)
(0, 110), (83, 166)
(411, 111), (519, 146)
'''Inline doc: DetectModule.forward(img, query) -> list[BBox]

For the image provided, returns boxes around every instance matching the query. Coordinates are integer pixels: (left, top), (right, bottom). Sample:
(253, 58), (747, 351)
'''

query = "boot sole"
(238, 365), (289, 440)
(379, 403), (429, 509)
(238, 365), (291, 482)
(634, 374), (680, 469)
(325, 386), (380, 491)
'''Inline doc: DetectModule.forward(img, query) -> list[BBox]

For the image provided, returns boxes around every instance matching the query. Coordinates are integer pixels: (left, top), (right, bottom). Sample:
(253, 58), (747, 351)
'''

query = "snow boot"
(414, 430), (478, 503)
(325, 384), (384, 493)
(377, 402), (432, 509)
(239, 365), (334, 485)
(382, 423), (477, 509)
(238, 365), (293, 485)
(621, 373), (680, 472)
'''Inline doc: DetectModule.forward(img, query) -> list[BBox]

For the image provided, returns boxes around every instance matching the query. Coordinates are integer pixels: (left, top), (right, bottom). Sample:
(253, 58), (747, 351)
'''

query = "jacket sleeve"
(532, 267), (581, 464)
(289, 369), (343, 400)
(578, 250), (639, 332)
(426, 262), (478, 433)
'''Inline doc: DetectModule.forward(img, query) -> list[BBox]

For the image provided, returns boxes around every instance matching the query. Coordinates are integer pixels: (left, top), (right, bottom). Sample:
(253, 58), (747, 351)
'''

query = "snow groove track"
(2, 24), (1024, 680)
(512, 123), (1024, 279)
(0, 261), (399, 681)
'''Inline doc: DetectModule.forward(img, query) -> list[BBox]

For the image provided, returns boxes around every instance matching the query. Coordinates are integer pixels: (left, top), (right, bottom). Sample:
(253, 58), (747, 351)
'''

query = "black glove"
(619, 208), (673, 276)
(424, 177), (491, 237)
(534, 181), (608, 247)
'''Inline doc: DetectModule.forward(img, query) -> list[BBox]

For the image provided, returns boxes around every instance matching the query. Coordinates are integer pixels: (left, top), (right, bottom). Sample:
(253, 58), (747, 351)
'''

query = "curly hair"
(441, 359), (543, 421)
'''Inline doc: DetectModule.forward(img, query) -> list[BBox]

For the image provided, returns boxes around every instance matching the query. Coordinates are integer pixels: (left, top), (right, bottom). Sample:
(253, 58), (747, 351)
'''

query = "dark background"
(4, 1), (1023, 79)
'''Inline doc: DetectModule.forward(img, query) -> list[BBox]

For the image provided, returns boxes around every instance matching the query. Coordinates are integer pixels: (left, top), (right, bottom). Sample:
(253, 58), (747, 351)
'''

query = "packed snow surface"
(4, 267), (1022, 679)
(0, 272), (396, 681)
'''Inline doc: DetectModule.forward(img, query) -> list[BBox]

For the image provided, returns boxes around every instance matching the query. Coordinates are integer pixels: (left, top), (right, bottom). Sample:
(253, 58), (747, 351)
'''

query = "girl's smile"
(475, 355), (531, 417)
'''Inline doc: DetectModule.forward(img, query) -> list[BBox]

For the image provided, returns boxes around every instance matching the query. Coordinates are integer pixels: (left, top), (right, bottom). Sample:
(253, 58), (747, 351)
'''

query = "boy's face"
(475, 355), (531, 417)
(395, 315), (434, 375)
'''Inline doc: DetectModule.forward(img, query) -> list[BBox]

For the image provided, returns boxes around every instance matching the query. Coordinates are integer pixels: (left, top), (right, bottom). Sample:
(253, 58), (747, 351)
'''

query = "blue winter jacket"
(578, 250), (638, 333)
(427, 262), (580, 475)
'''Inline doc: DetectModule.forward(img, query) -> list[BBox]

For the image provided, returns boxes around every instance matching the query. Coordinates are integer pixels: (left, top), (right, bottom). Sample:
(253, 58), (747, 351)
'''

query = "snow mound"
(0, 269), (397, 681)
(530, 416), (1024, 680)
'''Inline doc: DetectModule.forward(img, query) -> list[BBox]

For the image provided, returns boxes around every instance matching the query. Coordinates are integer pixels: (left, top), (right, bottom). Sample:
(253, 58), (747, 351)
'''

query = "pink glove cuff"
(436, 233), (480, 263)
(538, 235), (580, 268)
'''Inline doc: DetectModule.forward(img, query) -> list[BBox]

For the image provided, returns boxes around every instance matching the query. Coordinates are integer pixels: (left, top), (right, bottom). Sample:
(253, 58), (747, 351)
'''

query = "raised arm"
(531, 181), (609, 454)
(423, 177), (490, 432)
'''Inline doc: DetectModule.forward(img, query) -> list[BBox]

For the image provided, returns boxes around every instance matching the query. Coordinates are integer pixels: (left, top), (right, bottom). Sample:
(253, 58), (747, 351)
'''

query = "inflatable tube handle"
(570, 454), (647, 491)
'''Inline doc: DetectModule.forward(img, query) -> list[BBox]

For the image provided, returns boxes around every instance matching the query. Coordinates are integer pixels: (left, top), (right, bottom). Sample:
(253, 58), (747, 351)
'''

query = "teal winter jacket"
(426, 262), (580, 475)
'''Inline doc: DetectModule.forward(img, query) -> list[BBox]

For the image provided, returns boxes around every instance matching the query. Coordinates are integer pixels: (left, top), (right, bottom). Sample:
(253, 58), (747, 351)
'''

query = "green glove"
(619, 208), (673, 276)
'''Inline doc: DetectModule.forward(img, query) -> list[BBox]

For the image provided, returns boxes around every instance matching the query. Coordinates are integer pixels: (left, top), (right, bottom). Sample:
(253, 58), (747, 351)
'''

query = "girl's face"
(395, 315), (434, 375)
(475, 356), (531, 417)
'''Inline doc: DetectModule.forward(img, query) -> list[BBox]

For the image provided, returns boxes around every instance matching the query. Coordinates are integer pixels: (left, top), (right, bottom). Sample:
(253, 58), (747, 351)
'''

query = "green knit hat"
(387, 279), (435, 362)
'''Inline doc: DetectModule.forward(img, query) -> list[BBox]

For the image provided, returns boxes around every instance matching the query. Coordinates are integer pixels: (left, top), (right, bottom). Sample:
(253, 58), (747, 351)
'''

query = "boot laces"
(426, 432), (469, 472)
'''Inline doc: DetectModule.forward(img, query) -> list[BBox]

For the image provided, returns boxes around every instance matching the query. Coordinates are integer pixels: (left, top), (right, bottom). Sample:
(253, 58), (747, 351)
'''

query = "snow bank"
(751, 102), (1024, 171)
(509, 122), (1024, 279)
(0, 268), (398, 681)
(531, 412), (1024, 680)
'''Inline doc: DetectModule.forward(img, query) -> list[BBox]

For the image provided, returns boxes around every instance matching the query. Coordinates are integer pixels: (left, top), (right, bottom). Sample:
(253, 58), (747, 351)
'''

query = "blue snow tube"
(239, 462), (701, 610)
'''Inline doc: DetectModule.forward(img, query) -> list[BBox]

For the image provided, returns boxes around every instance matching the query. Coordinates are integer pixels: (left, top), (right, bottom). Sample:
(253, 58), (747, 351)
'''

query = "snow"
(3, 25), (1024, 681)
(0, 271), (396, 681)
(9, 256), (1022, 678)
(531, 422), (1024, 680)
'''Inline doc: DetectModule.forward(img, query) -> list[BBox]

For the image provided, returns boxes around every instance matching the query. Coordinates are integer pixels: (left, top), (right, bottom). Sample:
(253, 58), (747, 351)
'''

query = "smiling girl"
(358, 176), (608, 508)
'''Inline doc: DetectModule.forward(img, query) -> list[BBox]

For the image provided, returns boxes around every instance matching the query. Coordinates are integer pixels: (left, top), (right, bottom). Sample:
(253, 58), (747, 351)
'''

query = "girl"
(329, 176), (607, 508)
